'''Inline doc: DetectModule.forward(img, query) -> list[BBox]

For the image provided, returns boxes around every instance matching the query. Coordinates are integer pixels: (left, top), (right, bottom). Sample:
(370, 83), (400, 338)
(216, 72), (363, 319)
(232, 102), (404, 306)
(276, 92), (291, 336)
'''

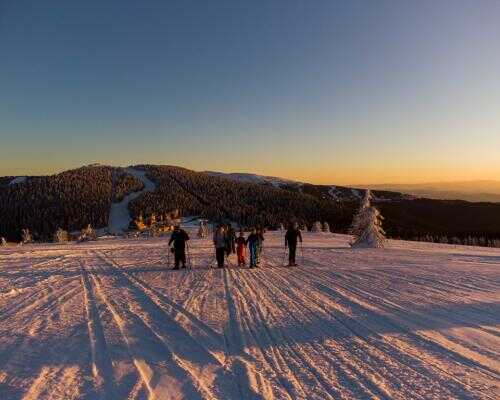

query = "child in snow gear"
(225, 223), (236, 256)
(213, 224), (227, 268)
(247, 228), (260, 268)
(285, 222), (303, 266)
(235, 230), (247, 267)
(169, 226), (190, 270)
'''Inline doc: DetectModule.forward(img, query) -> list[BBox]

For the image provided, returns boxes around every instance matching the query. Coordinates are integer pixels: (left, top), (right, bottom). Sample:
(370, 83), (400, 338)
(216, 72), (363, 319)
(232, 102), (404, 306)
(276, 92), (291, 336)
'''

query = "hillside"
(129, 165), (341, 230)
(1, 165), (500, 245)
(0, 166), (144, 241)
(204, 171), (412, 202)
(0, 231), (498, 399)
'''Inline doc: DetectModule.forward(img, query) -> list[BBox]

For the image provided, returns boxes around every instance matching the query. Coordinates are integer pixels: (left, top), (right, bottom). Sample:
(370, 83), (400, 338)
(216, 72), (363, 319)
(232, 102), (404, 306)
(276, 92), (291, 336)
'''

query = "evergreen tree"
(21, 229), (33, 245)
(78, 224), (97, 242)
(350, 191), (386, 248)
(311, 221), (322, 232)
(349, 190), (372, 236)
(54, 228), (69, 243)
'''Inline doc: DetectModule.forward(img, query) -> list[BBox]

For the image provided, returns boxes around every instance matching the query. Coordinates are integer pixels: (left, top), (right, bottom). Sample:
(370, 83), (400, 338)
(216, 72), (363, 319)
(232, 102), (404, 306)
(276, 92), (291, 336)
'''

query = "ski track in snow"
(0, 232), (499, 399)
(108, 168), (156, 235)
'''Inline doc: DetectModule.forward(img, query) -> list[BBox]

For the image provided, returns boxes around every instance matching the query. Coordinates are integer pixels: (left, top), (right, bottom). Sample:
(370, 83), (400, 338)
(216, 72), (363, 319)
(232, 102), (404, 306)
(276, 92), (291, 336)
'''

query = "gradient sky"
(1, 0), (499, 184)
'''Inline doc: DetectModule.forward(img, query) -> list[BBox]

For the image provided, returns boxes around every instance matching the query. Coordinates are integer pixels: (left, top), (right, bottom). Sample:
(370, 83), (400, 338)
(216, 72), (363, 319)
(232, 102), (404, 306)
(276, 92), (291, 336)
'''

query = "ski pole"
(282, 246), (288, 267)
(186, 242), (192, 270)
(300, 241), (304, 265)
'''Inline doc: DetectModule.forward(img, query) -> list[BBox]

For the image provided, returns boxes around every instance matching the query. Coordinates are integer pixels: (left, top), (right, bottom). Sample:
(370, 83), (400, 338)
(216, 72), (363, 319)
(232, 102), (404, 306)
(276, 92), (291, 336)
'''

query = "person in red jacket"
(235, 230), (247, 267)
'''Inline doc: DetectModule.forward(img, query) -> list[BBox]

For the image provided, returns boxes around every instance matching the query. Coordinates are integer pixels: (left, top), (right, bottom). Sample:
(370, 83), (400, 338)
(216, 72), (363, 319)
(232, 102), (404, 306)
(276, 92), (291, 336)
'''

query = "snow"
(0, 231), (499, 399)
(351, 188), (362, 199)
(328, 186), (341, 201)
(9, 177), (27, 185)
(108, 168), (156, 235)
(204, 171), (302, 188)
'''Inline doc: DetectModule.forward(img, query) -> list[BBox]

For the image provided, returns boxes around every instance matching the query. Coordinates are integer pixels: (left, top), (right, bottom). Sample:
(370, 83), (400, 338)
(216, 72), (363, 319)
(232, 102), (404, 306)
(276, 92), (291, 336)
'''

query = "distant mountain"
(359, 181), (500, 202)
(1, 165), (500, 244)
(203, 171), (413, 202)
(204, 171), (300, 187)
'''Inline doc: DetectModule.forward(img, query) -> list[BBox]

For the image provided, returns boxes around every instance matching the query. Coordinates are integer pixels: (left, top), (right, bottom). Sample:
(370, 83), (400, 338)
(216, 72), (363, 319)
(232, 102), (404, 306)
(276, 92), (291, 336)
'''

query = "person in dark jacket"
(225, 223), (236, 256)
(169, 225), (190, 270)
(246, 228), (260, 268)
(213, 224), (227, 268)
(285, 222), (302, 266)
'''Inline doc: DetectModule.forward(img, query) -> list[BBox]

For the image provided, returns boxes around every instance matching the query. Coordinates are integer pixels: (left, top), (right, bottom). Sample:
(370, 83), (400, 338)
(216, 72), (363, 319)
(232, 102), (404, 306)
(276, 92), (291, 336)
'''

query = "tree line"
(0, 166), (144, 241)
(130, 165), (346, 230)
(1, 164), (499, 247)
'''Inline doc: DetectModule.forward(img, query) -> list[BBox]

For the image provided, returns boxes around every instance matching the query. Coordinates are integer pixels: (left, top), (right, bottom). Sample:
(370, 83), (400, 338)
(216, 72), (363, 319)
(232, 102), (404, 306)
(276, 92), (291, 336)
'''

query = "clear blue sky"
(1, 0), (499, 184)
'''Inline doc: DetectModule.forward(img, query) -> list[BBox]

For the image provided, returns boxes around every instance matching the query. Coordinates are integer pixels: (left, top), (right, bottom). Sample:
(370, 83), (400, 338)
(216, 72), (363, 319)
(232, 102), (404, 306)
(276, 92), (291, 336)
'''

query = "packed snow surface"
(108, 168), (155, 235)
(0, 231), (499, 399)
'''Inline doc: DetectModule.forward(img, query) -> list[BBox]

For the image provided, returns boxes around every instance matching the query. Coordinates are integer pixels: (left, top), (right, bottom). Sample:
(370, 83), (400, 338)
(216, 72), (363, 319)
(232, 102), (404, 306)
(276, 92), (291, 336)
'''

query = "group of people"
(167, 222), (303, 270)
(214, 224), (266, 268)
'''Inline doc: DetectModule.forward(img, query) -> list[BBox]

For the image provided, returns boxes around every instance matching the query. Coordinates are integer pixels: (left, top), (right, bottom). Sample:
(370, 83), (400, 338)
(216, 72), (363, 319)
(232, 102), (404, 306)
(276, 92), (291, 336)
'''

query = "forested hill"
(1, 164), (500, 244)
(128, 165), (344, 230)
(0, 166), (144, 241)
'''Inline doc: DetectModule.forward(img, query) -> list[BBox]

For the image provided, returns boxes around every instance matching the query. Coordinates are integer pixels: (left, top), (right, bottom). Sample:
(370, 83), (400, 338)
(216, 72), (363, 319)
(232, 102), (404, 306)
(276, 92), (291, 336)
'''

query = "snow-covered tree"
(311, 221), (322, 232)
(54, 228), (69, 243)
(350, 192), (386, 249)
(21, 229), (33, 245)
(322, 222), (330, 233)
(349, 190), (372, 236)
(78, 224), (97, 242)
(197, 221), (209, 238)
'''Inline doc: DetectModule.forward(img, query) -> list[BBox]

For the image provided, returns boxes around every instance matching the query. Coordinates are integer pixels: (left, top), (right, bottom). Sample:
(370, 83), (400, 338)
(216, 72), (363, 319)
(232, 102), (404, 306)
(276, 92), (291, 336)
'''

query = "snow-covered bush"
(322, 222), (330, 233)
(197, 221), (209, 238)
(21, 229), (33, 245)
(78, 224), (97, 242)
(311, 221), (322, 233)
(350, 190), (386, 248)
(54, 228), (69, 243)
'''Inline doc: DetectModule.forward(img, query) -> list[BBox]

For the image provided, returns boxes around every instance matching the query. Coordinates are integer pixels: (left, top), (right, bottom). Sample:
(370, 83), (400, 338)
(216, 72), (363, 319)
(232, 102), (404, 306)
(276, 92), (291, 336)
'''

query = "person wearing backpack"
(285, 222), (302, 266)
(246, 228), (260, 268)
(213, 224), (227, 268)
(168, 225), (190, 270)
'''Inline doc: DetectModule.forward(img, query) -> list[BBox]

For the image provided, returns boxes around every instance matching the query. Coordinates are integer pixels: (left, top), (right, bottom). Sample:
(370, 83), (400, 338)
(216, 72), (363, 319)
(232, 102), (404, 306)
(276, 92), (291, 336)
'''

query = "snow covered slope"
(8, 177), (27, 186)
(108, 168), (156, 235)
(0, 232), (499, 399)
(204, 171), (301, 188)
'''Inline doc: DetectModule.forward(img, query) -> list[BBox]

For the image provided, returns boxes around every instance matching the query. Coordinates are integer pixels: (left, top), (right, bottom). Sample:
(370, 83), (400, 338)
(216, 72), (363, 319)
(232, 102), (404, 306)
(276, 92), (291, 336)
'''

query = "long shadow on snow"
(0, 266), (172, 280)
(222, 268), (268, 400)
(310, 281), (500, 377)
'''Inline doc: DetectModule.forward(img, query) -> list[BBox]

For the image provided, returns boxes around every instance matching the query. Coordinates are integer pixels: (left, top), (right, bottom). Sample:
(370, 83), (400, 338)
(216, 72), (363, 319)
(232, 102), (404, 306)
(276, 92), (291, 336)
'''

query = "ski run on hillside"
(0, 231), (499, 399)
